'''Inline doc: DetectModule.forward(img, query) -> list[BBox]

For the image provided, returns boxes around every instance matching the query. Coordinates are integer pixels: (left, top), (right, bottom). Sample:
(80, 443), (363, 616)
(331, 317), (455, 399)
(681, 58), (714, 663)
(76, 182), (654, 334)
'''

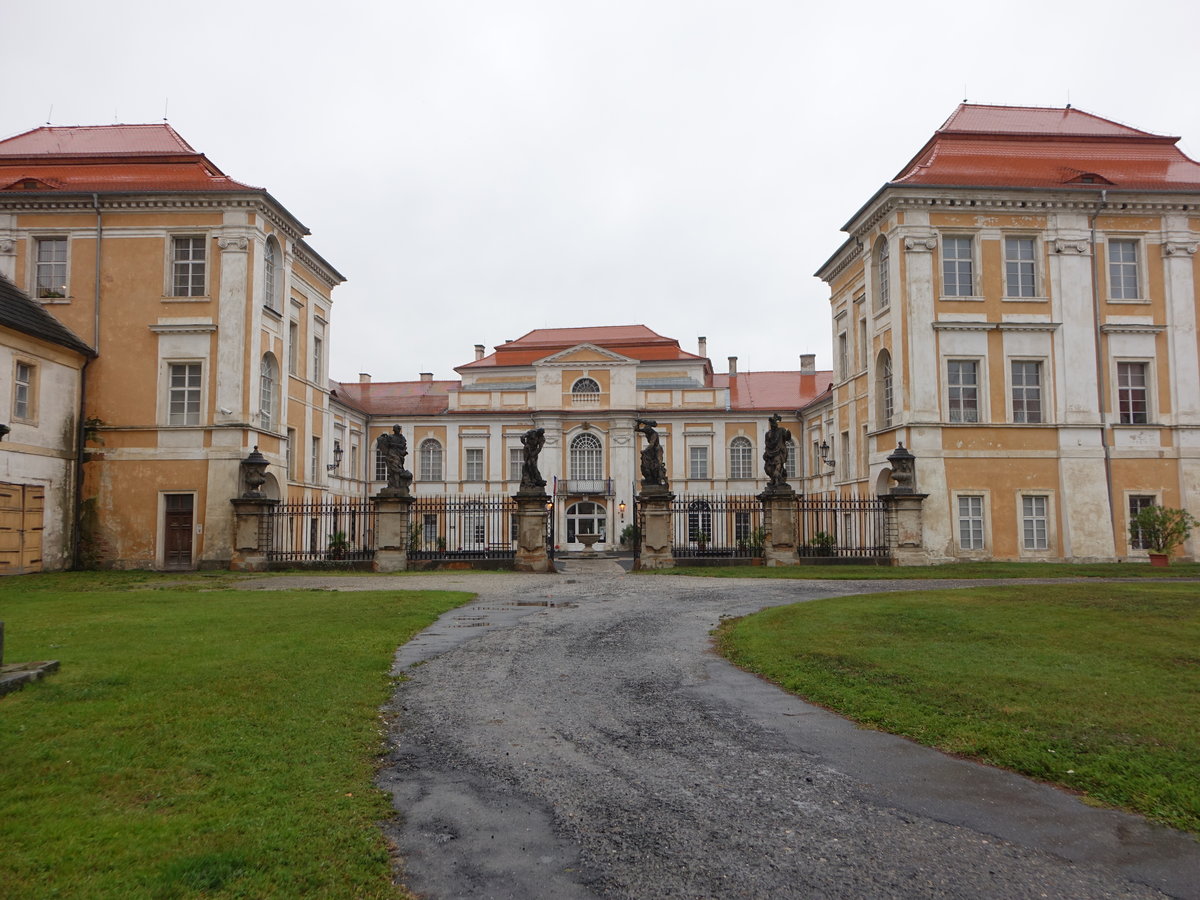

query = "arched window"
(874, 236), (890, 310)
(419, 438), (443, 481)
(876, 350), (894, 427)
(259, 353), (278, 431)
(566, 501), (607, 543)
(729, 436), (753, 479)
(571, 377), (600, 394)
(569, 432), (603, 481)
(263, 236), (281, 312)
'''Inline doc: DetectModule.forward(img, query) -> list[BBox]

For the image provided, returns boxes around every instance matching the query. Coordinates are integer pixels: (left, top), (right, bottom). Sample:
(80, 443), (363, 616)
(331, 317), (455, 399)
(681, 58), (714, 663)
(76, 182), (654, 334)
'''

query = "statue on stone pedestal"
(519, 427), (546, 491)
(636, 418), (669, 490)
(763, 413), (794, 490)
(376, 425), (411, 492)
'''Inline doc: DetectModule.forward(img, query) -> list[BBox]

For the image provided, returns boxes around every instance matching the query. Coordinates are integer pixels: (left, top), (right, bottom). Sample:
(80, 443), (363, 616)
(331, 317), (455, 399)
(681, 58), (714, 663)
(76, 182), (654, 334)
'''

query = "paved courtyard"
(256, 566), (1200, 899)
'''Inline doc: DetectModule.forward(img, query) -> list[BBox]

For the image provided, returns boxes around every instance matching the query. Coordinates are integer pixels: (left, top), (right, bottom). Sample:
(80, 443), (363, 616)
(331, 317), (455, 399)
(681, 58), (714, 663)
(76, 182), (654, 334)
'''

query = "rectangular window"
(1011, 361), (1043, 423)
(858, 319), (867, 371)
(942, 236), (974, 296)
(1022, 496), (1049, 550)
(311, 437), (320, 483)
(288, 321), (299, 375)
(958, 496), (984, 550)
(1128, 494), (1156, 550)
(734, 511), (752, 544)
(350, 442), (359, 480)
(35, 237), (68, 299)
(947, 360), (979, 423)
(1117, 361), (1149, 424)
(286, 428), (296, 480)
(839, 430), (850, 471)
(1004, 237), (1037, 297)
(786, 441), (797, 479)
(13, 361), (36, 421)
(171, 236), (206, 297)
(509, 447), (523, 482)
(838, 332), (848, 379)
(465, 447), (484, 481)
(1108, 239), (1140, 300)
(375, 446), (388, 481)
(689, 446), (708, 479)
(167, 362), (202, 425)
(312, 335), (323, 383)
(423, 514), (438, 548)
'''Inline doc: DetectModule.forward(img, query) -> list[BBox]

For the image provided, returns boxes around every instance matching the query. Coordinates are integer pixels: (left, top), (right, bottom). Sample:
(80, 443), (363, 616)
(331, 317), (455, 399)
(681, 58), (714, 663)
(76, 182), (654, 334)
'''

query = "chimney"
(420, 372), (433, 383)
(698, 336), (707, 357)
(728, 356), (738, 377)
(800, 354), (815, 374)
(474, 344), (485, 361)
(358, 372), (372, 383)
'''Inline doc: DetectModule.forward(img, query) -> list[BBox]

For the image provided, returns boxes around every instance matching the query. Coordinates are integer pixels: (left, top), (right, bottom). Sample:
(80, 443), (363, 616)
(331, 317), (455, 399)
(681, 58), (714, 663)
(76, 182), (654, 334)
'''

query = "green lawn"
(715, 582), (1200, 833)
(0, 572), (472, 899)
(652, 560), (1200, 579)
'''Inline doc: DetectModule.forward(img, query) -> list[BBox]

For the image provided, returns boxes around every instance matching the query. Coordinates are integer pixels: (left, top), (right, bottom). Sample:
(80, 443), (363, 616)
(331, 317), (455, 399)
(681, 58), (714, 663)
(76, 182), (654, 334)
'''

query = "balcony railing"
(555, 477), (614, 497)
(571, 392), (601, 407)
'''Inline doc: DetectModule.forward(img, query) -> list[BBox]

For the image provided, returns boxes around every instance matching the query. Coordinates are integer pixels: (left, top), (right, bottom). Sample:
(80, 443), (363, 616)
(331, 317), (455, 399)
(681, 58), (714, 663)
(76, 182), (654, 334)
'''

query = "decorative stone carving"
(761, 413), (795, 493)
(239, 446), (270, 499)
(636, 418), (669, 491)
(216, 236), (248, 252)
(1163, 242), (1198, 257)
(1054, 239), (1090, 255)
(886, 442), (916, 494)
(518, 427), (546, 492)
(904, 235), (938, 252)
(376, 425), (412, 497)
(0, 239), (15, 254)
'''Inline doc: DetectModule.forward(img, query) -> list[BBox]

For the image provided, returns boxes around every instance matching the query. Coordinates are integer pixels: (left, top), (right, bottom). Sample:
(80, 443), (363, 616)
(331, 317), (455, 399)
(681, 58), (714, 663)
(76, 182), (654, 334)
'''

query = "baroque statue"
(519, 427), (546, 491)
(636, 418), (669, 490)
(376, 425), (412, 495)
(763, 413), (794, 491)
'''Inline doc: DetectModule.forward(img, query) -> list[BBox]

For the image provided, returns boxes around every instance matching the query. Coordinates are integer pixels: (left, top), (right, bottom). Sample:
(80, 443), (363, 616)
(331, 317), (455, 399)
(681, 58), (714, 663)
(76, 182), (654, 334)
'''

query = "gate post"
(758, 486), (799, 566)
(885, 442), (932, 566)
(636, 486), (675, 569)
(230, 498), (277, 571)
(513, 491), (552, 573)
(373, 494), (413, 572)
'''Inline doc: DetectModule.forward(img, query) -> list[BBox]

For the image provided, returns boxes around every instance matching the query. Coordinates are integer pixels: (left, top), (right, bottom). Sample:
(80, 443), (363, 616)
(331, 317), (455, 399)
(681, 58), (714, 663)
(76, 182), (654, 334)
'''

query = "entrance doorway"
(0, 482), (44, 574)
(565, 500), (607, 548)
(163, 493), (195, 570)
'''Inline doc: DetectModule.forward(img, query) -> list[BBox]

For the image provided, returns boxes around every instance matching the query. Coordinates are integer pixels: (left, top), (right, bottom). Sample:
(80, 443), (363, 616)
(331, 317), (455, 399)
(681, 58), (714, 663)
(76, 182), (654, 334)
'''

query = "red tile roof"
(459, 324), (704, 369)
(332, 380), (455, 416)
(714, 371), (833, 411)
(892, 104), (1200, 192)
(0, 124), (198, 156)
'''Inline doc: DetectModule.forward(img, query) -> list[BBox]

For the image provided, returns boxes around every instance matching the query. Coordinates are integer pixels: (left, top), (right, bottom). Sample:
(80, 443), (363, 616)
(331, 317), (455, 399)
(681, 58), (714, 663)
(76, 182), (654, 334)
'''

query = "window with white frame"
(1108, 239), (1140, 300)
(1011, 361), (1042, 423)
(288, 321), (299, 375)
(375, 445), (388, 481)
(312, 331), (324, 383)
(1128, 494), (1157, 550)
(838, 331), (848, 379)
(858, 318), (867, 371)
(947, 360), (980, 423)
(569, 433), (603, 480)
(942, 236), (974, 296)
(734, 511), (752, 544)
(171, 236), (207, 297)
(1117, 361), (1149, 424)
(13, 361), (36, 421)
(688, 445), (709, 479)
(35, 237), (68, 299)
(957, 495), (985, 550)
(509, 447), (523, 482)
(571, 377), (600, 406)
(167, 362), (202, 425)
(350, 441), (359, 480)
(877, 350), (894, 427)
(465, 447), (485, 481)
(729, 436), (753, 479)
(422, 513), (439, 548)
(263, 237), (281, 312)
(286, 428), (296, 480)
(419, 439), (443, 480)
(839, 430), (850, 471)
(786, 440), (797, 479)
(311, 437), (321, 483)
(874, 236), (890, 309)
(1022, 495), (1049, 550)
(260, 354), (278, 431)
(1004, 237), (1037, 297)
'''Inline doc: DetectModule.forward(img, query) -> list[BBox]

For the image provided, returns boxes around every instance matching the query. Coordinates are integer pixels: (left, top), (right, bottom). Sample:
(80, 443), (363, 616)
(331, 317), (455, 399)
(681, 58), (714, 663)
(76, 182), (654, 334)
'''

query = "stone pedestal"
(887, 492), (932, 566)
(229, 497), (278, 572)
(373, 494), (413, 573)
(636, 488), (675, 570)
(513, 492), (552, 573)
(758, 487), (799, 567)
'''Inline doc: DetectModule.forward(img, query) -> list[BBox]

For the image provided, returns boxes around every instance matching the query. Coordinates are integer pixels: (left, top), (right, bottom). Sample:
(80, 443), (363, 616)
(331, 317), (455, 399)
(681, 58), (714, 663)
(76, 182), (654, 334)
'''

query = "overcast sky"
(5, 0), (1199, 381)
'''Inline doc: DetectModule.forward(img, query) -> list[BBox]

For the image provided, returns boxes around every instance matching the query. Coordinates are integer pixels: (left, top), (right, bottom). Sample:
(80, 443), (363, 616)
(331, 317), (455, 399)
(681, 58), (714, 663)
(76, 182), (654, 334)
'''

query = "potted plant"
(810, 530), (836, 557)
(695, 529), (711, 552)
(1131, 505), (1198, 567)
(327, 531), (351, 560)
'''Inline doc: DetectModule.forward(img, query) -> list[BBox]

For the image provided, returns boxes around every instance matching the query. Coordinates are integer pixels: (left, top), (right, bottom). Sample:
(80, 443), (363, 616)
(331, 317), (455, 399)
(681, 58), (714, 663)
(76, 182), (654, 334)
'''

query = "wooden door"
(0, 483), (45, 575)
(163, 494), (194, 570)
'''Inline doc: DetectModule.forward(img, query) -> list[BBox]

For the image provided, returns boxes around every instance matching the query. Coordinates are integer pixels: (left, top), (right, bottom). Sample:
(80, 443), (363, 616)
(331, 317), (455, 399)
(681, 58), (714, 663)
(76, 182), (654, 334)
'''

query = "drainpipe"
(1088, 190), (1118, 543)
(92, 193), (102, 352)
(73, 194), (103, 568)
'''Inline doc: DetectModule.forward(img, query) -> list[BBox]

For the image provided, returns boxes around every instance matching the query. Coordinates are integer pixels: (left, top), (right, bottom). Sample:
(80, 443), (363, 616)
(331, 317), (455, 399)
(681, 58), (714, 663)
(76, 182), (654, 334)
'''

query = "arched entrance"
(565, 500), (607, 548)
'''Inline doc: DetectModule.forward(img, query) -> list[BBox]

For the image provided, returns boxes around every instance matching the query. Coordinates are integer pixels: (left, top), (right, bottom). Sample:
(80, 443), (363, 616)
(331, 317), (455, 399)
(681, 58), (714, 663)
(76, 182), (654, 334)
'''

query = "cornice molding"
(148, 323), (217, 334)
(1163, 241), (1198, 257)
(931, 321), (996, 332)
(216, 236), (248, 252)
(292, 243), (342, 289)
(997, 322), (1061, 333)
(1099, 323), (1165, 334)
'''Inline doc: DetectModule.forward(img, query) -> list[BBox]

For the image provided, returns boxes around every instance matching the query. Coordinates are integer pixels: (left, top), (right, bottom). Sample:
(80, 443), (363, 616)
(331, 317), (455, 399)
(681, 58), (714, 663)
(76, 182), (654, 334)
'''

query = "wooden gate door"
(0, 483), (45, 575)
(163, 494), (194, 570)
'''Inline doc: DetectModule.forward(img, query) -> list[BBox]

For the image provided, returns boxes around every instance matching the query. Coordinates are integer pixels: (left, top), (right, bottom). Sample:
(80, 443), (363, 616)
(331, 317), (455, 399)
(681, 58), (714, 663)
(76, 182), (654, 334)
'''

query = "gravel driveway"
(258, 566), (1200, 899)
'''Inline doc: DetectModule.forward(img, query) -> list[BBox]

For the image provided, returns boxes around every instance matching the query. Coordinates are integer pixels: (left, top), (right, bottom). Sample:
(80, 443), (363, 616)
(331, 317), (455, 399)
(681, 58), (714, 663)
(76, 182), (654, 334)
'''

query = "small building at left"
(0, 124), (346, 569)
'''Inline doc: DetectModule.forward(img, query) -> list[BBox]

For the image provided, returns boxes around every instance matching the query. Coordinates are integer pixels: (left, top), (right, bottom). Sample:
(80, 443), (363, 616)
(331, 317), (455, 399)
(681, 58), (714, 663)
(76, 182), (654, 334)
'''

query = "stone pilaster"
(636, 488), (675, 570)
(514, 492), (552, 573)
(373, 495), (413, 573)
(759, 487), (799, 567)
(215, 231), (250, 423)
(887, 492), (933, 566)
(229, 497), (277, 572)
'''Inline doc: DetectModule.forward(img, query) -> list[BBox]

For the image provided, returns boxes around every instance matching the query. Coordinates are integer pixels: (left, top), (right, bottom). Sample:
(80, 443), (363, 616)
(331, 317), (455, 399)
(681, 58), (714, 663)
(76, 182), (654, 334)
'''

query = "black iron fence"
(796, 497), (889, 558)
(670, 493), (764, 559)
(264, 499), (375, 564)
(410, 494), (518, 561)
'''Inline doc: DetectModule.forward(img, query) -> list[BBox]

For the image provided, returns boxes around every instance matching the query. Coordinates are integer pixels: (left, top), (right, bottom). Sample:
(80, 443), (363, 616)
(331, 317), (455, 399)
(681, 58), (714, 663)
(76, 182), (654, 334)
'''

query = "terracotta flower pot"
(1148, 552), (1170, 568)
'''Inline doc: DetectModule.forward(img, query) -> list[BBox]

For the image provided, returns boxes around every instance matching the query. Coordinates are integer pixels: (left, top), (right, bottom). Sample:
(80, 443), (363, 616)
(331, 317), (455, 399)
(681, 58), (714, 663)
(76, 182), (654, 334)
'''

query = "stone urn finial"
(240, 446), (270, 499)
(886, 442), (916, 494)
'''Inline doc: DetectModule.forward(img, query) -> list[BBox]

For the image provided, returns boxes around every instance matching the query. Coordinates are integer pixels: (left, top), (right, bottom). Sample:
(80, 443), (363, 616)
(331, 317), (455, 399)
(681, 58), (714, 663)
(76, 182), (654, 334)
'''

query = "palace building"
(813, 104), (1200, 561)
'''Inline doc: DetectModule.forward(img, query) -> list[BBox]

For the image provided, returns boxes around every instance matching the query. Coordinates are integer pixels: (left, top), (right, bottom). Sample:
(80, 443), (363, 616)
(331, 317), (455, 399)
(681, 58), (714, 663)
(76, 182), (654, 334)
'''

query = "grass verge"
(714, 582), (1200, 834)
(0, 572), (472, 898)
(650, 560), (1200, 579)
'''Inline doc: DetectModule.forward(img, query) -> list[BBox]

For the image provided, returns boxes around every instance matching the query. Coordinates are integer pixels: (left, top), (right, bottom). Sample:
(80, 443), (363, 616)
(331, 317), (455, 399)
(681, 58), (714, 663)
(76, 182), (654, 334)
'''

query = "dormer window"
(571, 377), (601, 407)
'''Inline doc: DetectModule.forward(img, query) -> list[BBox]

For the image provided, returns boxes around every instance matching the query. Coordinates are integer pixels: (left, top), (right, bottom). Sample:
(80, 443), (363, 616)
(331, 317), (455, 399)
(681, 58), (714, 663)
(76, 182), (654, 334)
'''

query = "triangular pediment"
(535, 343), (638, 365)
